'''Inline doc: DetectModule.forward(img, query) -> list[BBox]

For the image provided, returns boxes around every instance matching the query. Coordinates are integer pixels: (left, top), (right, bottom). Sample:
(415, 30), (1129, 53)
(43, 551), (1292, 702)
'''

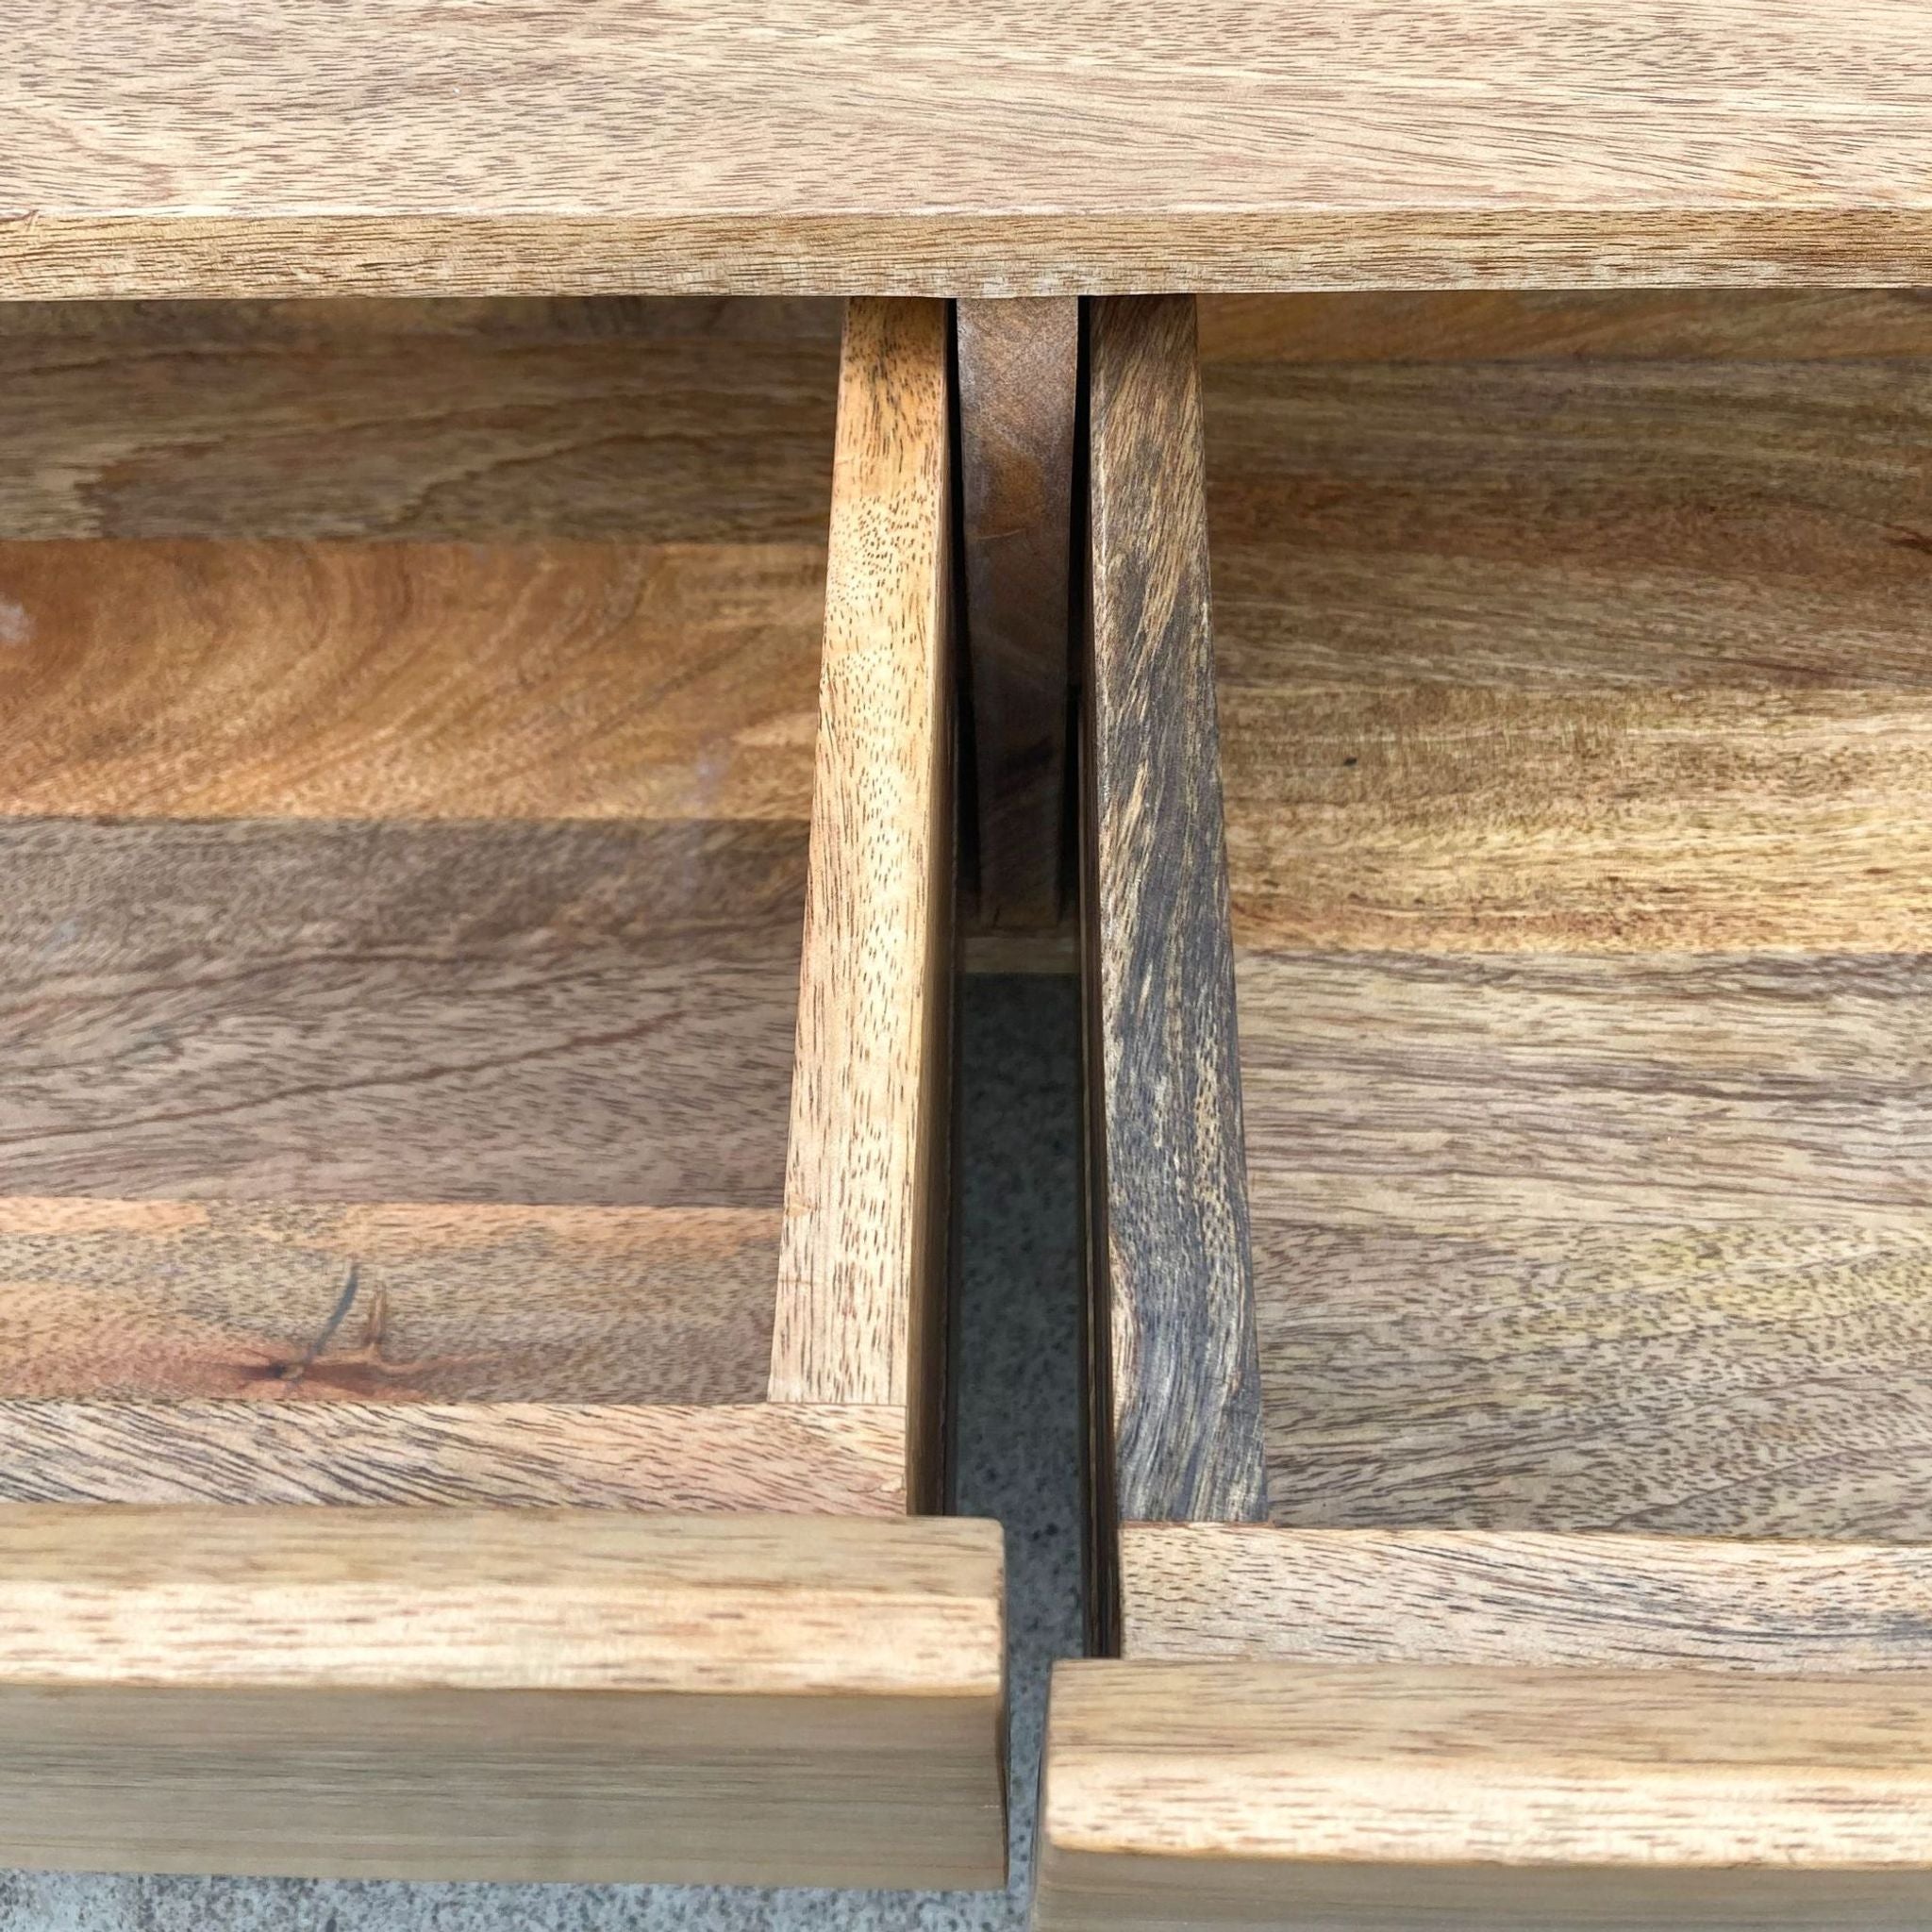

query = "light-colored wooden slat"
(771, 298), (952, 1424)
(1200, 290), (1932, 364)
(0, 816), (803, 1208)
(1037, 1659), (1932, 1929)
(8, 4), (1932, 295)
(1121, 1524), (1932, 1670)
(958, 298), (1078, 929)
(0, 1400), (907, 1512)
(0, 541), (822, 823)
(0, 1199), (777, 1407)
(1087, 295), (1267, 1526)
(0, 306), (838, 541)
(0, 1507), (1003, 1886)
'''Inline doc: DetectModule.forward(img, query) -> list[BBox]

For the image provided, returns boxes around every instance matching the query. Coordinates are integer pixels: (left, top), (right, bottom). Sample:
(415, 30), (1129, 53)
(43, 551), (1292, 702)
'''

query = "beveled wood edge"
(7, 210), (1932, 301)
(958, 297), (1078, 930)
(1119, 1523), (1932, 1671)
(1034, 1655), (1932, 1929)
(0, 1505), (1007, 1887)
(1083, 294), (1267, 1540)
(771, 300), (955, 1464)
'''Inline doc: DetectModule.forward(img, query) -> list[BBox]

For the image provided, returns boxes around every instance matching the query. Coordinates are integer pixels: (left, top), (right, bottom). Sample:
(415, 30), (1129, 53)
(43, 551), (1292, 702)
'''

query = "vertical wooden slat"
(1086, 295), (1267, 1526)
(958, 297), (1079, 929)
(771, 300), (954, 1441)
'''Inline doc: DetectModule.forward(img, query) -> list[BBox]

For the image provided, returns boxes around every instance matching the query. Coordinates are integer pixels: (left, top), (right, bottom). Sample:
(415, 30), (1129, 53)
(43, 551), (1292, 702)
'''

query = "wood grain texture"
(1036, 1659), (1932, 1930)
(0, 1507), (1003, 1885)
(1121, 1524), (1932, 1671)
(0, 1199), (777, 1406)
(772, 299), (953, 1417)
(959, 299), (1078, 928)
(9, 4), (1932, 296)
(0, 1401), (907, 1512)
(1200, 300), (1932, 1540)
(1086, 295), (1266, 1525)
(0, 541), (823, 823)
(0, 302), (838, 541)
(0, 817), (804, 1208)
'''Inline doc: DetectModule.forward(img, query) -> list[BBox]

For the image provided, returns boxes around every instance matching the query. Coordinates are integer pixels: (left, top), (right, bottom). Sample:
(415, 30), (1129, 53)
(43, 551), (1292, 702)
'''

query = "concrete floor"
(0, 974), (1086, 1932)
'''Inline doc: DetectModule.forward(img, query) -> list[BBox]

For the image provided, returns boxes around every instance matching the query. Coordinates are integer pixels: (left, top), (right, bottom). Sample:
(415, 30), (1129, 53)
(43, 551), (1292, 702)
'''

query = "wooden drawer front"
(1044, 291), (1932, 1929)
(0, 295), (1003, 1888)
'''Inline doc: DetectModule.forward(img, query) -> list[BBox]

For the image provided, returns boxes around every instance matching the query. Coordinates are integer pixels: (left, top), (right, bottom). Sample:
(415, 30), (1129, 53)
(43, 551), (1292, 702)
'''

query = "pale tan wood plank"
(0, 1400), (907, 1512)
(0, 1507), (1003, 1886)
(1200, 290), (1932, 364)
(0, 305), (838, 541)
(8, 4), (1932, 295)
(0, 1199), (777, 1407)
(1037, 1659), (1932, 1930)
(1122, 1524), (1932, 1670)
(0, 541), (822, 824)
(771, 299), (952, 1421)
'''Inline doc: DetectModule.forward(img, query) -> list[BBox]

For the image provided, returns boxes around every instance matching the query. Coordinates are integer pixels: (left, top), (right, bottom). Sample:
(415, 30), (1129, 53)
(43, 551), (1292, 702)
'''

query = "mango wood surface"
(1037, 1659), (1932, 1931)
(1206, 291), (1932, 1539)
(0, 1508), (1004, 1886)
(959, 299), (1078, 929)
(1085, 296), (1267, 1527)
(8, 4), (1932, 296)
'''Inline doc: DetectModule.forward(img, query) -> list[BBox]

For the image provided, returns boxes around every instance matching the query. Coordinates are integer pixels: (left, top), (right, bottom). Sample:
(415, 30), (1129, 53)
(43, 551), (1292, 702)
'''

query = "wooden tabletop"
(8, 1), (1932, 297)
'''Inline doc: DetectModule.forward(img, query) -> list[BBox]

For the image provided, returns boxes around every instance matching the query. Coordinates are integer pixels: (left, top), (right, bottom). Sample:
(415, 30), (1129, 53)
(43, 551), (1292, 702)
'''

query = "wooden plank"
(0, 305), (838, 541)
(0, 1400), (907, 1512)
(1199, 289), (1932, 364)
(1121, 1525), (1932, 1670)
(0, 541), (823, 823)
(1200, 326), (1932, 1541)
(8, 4), (1932, 296)
(958, 298), (1078, 928)
(1036, 1659), (1932, 1930)
(771, 299), (953, 1425)
(0, 1199), (777, 1407)
(0, 1507), (1003, 1886)
(0, 816), (803, 1208)
(1086, 295), (1265, 1525)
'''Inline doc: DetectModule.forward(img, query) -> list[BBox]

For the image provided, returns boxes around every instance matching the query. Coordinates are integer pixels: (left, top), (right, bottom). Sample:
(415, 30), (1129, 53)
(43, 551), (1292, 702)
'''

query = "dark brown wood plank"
(1086, 295), (1266, 1526)
(958, 298), (1077, 928)
(0, 1200), (778, 1406)
(0, 817), (804, 1208)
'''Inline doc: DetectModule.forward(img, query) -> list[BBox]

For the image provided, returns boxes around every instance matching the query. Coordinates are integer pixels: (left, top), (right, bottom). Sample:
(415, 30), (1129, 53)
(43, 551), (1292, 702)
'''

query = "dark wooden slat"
(1086, 295), (1267, 1526)
(958, 298), (1078, 928)
(0, 817), (803, 1208)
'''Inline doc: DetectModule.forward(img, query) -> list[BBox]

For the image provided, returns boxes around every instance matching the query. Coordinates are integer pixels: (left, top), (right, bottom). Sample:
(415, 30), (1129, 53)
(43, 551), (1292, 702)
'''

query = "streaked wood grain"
(0, 1401), (907, 1512)
(1122, 1524), (1932, 1670)
(1037, 1659), (1932, 1930)
(0, 541), (822, 823)
(1086, 295), (1266, 1526)
(958, 298), (1077, 928)
(772, 298), (953, 1435)
(0, 816), (803, 1208)
(8, 4), (1932, 295)
(0, 1507), (1003, 1885)
(0, 1199), (777, 1406)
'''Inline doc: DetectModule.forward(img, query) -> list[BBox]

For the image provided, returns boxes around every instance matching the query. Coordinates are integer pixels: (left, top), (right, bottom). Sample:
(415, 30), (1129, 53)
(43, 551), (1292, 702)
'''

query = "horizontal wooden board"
(0, 1507), (1003, 1885)
(1200, 289), (1932, 364)
(0, 541), (822, 823)
(0, 816), (803, 1207)
(1122, 1525), (1932, 1670)
(0, 308), (838, 541)
(1038, 1659), (1932, 1929)
(8, 4), (1932, 293)
(0, 1400), (907, 1511)
(0, 1199), (777, 1406)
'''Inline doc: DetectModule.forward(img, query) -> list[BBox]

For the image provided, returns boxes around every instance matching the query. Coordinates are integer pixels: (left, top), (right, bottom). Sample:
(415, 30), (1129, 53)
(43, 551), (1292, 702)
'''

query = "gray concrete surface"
(0, 974), (1086, 1932)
